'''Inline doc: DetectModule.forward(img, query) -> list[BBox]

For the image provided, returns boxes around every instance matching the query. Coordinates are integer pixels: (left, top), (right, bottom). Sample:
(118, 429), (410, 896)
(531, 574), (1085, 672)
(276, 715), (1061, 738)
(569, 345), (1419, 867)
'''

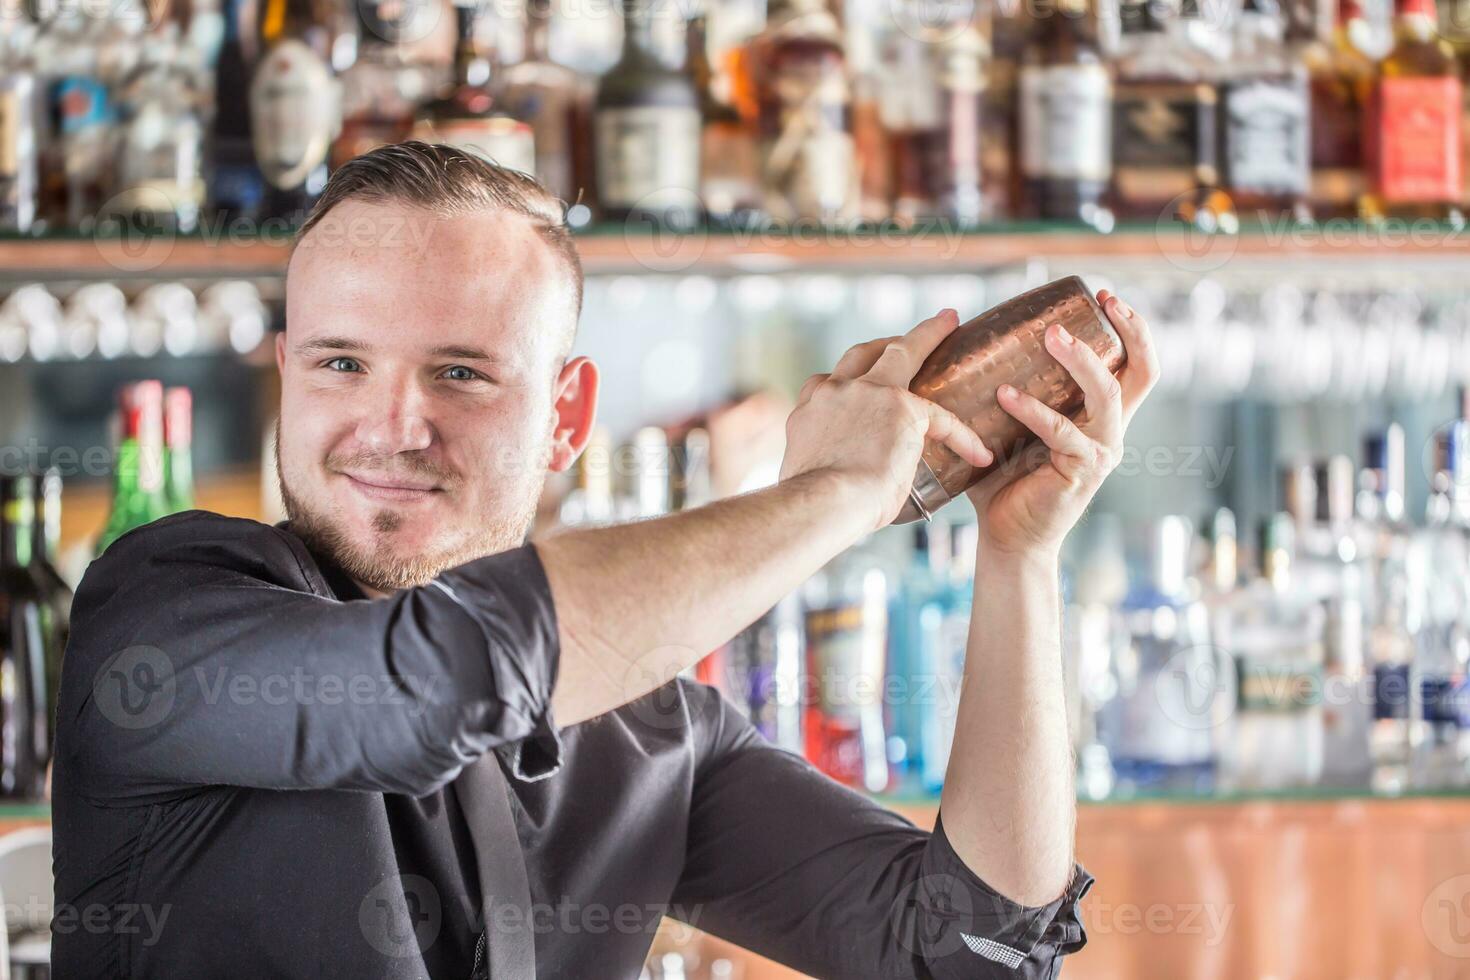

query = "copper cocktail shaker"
(894, 275), (1126, 524)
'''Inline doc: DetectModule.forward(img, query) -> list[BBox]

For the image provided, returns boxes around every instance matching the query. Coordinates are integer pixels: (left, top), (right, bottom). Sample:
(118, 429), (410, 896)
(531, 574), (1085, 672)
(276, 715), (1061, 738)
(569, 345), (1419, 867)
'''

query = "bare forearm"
(939, 549), (1075, 907)
(536, 471), (869, 726)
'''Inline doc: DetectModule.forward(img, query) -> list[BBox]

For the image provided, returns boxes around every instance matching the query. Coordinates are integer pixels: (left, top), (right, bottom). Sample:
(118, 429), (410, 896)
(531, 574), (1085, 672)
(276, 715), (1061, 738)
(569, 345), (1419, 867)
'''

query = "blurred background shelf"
(4, 222), (1470, 281)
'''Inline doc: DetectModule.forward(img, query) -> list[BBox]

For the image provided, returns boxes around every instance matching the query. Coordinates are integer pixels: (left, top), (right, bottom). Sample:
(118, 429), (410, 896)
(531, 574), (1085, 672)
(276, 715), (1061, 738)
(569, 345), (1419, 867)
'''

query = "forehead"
(286, 199), (574, 366)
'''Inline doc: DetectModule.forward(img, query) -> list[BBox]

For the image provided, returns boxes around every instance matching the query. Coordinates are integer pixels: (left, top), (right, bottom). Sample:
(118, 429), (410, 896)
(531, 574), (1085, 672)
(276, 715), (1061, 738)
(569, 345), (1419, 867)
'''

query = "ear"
(546, 356), (600, 474)
(275, 331), (288, 375)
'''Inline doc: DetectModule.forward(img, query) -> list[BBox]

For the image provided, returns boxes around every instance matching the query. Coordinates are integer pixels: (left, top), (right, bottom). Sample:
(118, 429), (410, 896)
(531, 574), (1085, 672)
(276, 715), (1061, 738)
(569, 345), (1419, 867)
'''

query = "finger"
(831, 336), (902, 380)
(1044, 322), (1123, 443)
(1098, 292), (1161, 420)
(796, 373), (830, 408)
(997, 383), (1099, 482)
(864, 308), (961, 387)
(913, 396), (994, 470)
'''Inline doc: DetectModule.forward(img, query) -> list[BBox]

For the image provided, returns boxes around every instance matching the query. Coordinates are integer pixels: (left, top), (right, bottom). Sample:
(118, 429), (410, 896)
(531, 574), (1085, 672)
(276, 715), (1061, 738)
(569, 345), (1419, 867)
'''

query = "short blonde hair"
(298, 141), (585, 326)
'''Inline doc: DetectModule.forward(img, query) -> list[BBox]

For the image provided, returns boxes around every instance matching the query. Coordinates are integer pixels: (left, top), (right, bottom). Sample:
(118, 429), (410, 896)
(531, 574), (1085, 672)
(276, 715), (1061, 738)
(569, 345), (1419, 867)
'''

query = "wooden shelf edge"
(3, 224), (1467, 279)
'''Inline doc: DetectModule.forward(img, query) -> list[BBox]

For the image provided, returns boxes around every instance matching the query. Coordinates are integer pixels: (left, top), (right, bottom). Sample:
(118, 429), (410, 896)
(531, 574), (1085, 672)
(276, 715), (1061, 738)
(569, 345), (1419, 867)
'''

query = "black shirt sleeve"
(669, 681), (1093, 979)
(58, 512), (562, 804)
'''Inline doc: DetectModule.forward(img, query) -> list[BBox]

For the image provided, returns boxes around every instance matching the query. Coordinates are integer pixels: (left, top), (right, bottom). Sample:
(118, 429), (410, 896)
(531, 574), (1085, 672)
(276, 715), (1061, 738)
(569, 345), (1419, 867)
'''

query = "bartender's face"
(276, 199), (596, 594)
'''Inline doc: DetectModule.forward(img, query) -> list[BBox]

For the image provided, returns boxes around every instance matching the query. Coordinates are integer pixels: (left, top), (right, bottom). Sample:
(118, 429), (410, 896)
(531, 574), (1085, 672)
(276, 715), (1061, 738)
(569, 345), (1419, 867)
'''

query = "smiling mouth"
(337, 472), (446, 503)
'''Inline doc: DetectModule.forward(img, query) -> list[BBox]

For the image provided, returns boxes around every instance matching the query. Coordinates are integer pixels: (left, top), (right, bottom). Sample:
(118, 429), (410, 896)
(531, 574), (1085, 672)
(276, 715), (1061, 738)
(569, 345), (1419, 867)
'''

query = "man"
(53, 142), (1158, 979)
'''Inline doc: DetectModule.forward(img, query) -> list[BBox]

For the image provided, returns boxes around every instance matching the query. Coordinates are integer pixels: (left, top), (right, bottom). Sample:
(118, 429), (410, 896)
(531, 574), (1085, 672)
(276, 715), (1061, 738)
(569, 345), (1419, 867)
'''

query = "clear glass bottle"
(0, 21), (38, 234)
(1219, 514), (1326, 792)
(1017, 0), (1114, 227)
(1110, 0), (1221, 223)
(1099, 515), (1218, 794)
(331, 2), (427, 168)
(1217, 0), (1312, 222)
(413, 2), (536, 176)
(752, 0), (858, 226)
(594, 0), (701, 229)
(1363, 0), (1465, 223)
(886, 24), (987, 228)
(111, 25), (205, 234)
(1360, 425), (1418, 794)
(250, 0), (341, 223)
(502, 0), (596, 209)
(802, 540), (891, 794)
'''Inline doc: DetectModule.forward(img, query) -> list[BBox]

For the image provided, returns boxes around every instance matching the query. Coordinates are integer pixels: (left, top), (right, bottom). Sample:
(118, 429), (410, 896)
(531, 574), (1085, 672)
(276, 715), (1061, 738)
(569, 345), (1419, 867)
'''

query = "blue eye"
(441, 365), (480, 382)
(325, 357), (362, 373)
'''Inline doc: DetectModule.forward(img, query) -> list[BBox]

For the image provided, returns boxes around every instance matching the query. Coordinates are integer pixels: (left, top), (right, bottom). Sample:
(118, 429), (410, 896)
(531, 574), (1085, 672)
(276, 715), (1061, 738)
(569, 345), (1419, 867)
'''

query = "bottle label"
(594, 105), (700, 211)
(1222, 78), (1310, 196)
(417, 118), (537, 178)
(1373, 76), (1463, 203)
(0, 90), (18, 178)
(805, 603), (883, 724)
(1019, 64), (1112, 181)
(1235, 657), (1322, 712)
(1373, 662), (1411, 721)
(250, 39), (338, 191)
(54, 78), (110, 136)
(1113, 82), (1217, 200)
(1421, 675), (1467, 726)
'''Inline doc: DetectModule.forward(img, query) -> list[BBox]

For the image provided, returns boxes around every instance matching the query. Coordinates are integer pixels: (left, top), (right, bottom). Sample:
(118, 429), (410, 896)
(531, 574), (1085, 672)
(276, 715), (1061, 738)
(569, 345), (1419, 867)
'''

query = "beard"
(275, 418), (546, 593)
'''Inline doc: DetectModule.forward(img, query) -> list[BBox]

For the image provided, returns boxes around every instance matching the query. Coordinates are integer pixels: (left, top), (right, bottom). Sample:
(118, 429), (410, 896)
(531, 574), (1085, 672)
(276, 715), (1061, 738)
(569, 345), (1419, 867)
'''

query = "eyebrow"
(293, 337), (502, 364)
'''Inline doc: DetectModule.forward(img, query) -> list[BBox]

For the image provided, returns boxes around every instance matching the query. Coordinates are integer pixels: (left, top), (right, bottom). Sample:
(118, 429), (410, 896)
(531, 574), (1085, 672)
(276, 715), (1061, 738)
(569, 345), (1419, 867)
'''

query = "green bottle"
(96, 381), (171, 557)
(164, 386), (195, 514)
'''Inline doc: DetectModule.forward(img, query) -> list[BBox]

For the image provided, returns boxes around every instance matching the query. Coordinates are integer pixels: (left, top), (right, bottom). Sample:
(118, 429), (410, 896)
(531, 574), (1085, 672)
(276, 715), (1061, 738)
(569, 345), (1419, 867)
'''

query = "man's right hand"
(778, 308), (994, 532)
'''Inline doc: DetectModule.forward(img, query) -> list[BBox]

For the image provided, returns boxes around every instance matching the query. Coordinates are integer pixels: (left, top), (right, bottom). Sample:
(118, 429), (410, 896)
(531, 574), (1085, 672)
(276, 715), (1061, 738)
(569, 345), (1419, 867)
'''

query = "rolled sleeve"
(907, 814), (1093, 979)
(442, 544), (564, 783)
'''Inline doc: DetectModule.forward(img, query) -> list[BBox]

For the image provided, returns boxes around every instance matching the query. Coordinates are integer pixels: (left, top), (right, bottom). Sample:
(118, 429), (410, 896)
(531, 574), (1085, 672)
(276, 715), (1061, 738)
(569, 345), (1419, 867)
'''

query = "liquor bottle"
(1017, 0), (1114, 227)
(685, 12), (761, 228)
(1110, 0), (1222, 224)
(851, 29), (892, 224)
(595, 0), (701, 230)
(620, 426), (671, 520)
(802, 541), (890, 793)
(916, 521), (976, 794)
(1311, 456), (1373, 787)
(670, 426), (712, 512)
(250, 0), (341, 224)
(1097, 515), (1217, 793)
(1219, 514), (1326, 792)
(729, 591), (804, 754)
(989, 0), (1033, 218)
(886, 522), (949, 787)
(0, 476), (55, 800)
(502, 0), (597, 211)
(1363, 0), (1464, 223)
(0, 23), (38, 234)
(163, 386), (195, 513)
(751, 0), (858, 226)
(31, 467), (71, 738)
(413, 2), (536, 176)
(1303, 0), (1374, 218)
(1360, 426), (1417, 794)
(886, 24), (987, 228)
(1217, 0), (1312, 222)
(111, 25), (206, 234)
(1410, 430), (1470, 788)
(558, 427), (615, 527)
(45, 36), (116, 231)
(331, 0), (426, 167)
(209, 0), (265, 220)
(96, 381), (171, 557)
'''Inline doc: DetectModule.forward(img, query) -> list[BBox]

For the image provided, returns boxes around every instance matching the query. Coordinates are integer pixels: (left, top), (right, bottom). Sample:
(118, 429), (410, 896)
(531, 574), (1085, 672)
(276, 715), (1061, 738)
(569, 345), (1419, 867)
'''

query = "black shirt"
(53, 511), (1093, 979)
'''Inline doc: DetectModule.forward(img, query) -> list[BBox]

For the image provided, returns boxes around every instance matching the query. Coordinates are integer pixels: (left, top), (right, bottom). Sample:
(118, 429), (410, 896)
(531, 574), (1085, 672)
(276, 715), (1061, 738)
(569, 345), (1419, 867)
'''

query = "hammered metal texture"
(895, 276), (1126, 523)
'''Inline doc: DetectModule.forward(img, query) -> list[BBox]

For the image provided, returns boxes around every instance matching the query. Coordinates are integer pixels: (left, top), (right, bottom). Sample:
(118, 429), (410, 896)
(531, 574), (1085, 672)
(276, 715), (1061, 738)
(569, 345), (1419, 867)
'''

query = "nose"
(356, 414), (434, 455)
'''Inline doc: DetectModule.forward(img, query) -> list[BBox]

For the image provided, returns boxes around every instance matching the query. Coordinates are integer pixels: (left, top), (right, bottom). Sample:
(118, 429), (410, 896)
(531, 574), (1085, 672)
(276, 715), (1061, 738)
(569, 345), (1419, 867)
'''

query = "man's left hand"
(965, 289), (1161, 558)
